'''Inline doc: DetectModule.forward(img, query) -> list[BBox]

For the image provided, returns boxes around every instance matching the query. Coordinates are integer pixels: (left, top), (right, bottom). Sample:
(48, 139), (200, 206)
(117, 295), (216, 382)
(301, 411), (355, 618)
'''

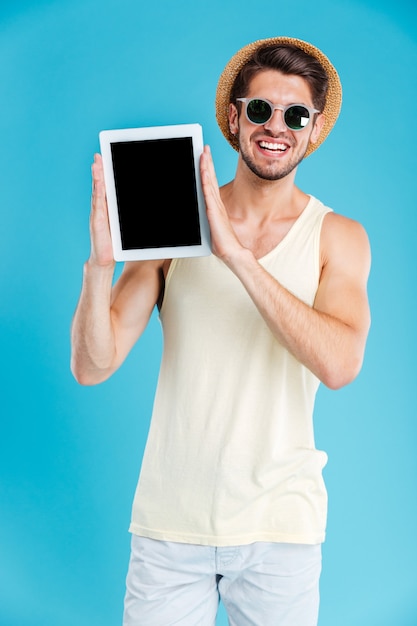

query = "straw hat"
(215, 36), (342, 157)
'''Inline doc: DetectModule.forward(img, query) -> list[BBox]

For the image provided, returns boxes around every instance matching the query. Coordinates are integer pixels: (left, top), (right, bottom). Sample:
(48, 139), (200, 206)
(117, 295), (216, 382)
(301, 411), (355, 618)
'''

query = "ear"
(228, 103), (239, 135)
(309, 113), (326, 145)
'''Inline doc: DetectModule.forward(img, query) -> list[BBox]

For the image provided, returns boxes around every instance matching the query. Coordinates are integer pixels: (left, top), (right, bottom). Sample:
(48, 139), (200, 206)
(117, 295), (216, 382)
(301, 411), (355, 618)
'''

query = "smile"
(258, 140), (289, 153)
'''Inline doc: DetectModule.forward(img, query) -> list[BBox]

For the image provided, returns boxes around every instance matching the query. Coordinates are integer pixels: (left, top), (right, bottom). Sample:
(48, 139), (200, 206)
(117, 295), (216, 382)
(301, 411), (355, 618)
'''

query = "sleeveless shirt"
(129, 195), (332, 546)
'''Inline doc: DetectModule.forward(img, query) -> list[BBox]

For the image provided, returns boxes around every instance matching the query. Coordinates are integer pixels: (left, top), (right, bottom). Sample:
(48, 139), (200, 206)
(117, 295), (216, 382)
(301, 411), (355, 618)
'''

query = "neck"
(221, 156), (309, 221)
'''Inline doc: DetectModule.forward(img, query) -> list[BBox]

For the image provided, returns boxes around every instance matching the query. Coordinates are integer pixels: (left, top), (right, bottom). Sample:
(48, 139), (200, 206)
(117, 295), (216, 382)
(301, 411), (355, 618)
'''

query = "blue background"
(1, 0), (416, 624)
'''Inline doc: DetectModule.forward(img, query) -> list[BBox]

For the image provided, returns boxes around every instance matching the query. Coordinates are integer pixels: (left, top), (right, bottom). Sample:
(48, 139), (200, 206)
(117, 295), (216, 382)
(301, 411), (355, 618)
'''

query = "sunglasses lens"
(246, 99), (272, 124)
(284, 105), (311, 130)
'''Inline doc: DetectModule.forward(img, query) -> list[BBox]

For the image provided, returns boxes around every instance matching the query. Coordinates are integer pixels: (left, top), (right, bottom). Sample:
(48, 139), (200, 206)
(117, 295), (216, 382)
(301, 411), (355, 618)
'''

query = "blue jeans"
(123, 535), (322, 625)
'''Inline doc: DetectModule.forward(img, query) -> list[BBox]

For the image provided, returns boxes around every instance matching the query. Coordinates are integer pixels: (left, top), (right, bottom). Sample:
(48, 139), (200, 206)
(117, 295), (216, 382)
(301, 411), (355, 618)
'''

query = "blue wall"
(1, 0), (416, 624)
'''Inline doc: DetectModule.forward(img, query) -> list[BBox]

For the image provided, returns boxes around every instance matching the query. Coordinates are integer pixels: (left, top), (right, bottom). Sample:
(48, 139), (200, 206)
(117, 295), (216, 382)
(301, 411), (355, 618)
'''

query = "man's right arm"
(70, 154), (164, 386)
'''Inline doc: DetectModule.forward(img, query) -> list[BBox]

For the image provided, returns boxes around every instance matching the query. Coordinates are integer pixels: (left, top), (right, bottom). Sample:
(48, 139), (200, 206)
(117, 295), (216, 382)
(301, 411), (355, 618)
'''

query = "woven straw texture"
(215, 37), (342, 157)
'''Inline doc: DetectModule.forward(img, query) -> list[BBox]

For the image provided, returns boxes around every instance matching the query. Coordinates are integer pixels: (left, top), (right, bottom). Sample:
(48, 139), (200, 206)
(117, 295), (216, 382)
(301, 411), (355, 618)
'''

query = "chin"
(240, 141), (308, 181)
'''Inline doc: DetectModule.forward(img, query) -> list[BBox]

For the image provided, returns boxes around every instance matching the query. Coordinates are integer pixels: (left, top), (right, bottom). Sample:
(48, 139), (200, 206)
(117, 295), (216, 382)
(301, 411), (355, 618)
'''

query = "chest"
(231, 216), (298, 259)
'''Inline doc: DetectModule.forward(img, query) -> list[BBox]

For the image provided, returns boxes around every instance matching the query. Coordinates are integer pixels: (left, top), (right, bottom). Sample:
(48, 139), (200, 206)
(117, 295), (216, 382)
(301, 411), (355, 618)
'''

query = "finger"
(201, 145), (217, 184)
(92, 153), (103, 188)
(204, 145), (216, 176)
(200, 146), (221, 203)
(88, 157), (114, 265)
(91, 153), (107, 210)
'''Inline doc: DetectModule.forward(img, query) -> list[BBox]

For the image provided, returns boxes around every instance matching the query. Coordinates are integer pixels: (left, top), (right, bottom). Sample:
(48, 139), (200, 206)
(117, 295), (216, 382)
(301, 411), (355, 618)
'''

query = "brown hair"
(230, 44), (329, 112)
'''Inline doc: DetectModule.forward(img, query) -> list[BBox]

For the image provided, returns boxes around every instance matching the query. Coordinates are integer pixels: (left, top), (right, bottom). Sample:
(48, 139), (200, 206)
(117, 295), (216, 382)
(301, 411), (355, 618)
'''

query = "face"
(229, 70), (325, 181)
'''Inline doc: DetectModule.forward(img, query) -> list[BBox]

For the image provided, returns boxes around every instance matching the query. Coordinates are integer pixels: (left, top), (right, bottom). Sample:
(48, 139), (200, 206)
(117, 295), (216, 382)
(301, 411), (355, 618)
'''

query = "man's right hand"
(71, 153), (165, 385)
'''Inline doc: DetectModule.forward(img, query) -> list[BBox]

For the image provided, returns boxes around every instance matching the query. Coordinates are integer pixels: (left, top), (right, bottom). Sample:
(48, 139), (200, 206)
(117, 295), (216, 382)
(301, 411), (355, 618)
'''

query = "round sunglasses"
(236, 98), (320, 131)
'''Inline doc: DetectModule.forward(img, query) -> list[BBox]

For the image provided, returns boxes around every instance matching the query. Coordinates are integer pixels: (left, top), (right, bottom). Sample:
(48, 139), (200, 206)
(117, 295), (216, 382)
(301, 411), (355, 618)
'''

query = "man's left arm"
(234, 212), (371, 389)
(200, 146), (371, 390)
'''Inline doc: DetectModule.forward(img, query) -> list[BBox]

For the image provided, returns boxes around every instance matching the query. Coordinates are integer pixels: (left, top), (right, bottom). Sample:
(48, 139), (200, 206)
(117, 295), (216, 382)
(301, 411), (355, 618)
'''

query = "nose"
(263, 108), (287, 134)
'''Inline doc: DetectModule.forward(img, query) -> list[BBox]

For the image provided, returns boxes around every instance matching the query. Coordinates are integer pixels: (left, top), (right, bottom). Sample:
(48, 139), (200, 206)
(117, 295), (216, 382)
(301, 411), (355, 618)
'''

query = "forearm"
(71, 261), (117, 385)
(200, 146), (371, 388)
(227, 249), (365, 389)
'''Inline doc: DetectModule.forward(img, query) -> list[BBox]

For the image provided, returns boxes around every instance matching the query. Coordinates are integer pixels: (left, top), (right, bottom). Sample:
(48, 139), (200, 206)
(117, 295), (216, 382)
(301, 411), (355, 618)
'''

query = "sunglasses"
(236, 98), (320, 131)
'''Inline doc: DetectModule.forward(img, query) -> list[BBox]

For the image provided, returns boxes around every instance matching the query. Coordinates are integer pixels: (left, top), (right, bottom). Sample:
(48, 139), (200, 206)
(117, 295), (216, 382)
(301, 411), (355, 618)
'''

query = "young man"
(71, 37), (371, 626)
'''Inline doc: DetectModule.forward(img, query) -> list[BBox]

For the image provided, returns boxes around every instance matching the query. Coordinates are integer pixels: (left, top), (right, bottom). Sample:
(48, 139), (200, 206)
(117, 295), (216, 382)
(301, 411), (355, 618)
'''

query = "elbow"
(71, 370), (95, 387)
(70, 362), (94, 386)
(70, 358), (111, 386)
(320, 353), (364, 390)
(320, 326), (369, 390)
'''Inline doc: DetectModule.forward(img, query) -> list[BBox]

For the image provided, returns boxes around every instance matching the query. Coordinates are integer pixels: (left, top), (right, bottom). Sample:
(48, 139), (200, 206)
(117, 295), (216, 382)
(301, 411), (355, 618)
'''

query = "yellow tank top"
(129, 195), (332, 546)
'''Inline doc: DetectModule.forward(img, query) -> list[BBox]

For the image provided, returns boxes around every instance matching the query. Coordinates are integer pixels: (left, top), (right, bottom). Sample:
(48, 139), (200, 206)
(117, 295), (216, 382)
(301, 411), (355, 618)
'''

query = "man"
(71, 37), (371, 626)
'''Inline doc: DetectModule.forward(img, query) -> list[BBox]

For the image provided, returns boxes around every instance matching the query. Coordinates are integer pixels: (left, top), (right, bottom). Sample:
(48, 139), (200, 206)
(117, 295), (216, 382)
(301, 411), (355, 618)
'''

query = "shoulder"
(322, 211), (370, 254)
(320, 211), (371, 275)
(122, 258), (167, 276)
(116, 258), (168, 292)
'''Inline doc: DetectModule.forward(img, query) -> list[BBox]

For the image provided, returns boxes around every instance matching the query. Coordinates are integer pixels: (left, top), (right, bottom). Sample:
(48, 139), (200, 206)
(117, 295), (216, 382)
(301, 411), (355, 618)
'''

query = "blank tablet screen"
(110, 137), (201, 250)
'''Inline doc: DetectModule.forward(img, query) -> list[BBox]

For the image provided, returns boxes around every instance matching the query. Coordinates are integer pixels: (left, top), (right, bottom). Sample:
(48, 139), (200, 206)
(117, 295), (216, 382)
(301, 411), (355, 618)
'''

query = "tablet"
(99, 123), (211, 261)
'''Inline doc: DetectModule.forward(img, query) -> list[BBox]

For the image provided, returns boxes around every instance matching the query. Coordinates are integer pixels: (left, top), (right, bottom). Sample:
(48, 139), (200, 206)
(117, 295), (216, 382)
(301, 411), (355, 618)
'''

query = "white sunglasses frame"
(236, 98), (320, 131)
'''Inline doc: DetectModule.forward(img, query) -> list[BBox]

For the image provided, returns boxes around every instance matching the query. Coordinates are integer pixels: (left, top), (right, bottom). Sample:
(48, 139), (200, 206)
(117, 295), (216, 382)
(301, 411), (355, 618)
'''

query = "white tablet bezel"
(99, 123), (211, 262)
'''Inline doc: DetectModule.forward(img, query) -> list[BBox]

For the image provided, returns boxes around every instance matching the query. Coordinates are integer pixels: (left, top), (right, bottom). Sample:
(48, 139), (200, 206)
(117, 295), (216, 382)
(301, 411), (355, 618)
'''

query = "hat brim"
(215, 36), (342, 157)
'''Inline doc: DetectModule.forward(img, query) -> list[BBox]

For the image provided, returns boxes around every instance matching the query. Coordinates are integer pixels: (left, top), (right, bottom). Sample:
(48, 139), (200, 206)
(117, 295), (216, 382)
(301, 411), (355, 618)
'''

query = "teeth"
(259, 141), (287, 151)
